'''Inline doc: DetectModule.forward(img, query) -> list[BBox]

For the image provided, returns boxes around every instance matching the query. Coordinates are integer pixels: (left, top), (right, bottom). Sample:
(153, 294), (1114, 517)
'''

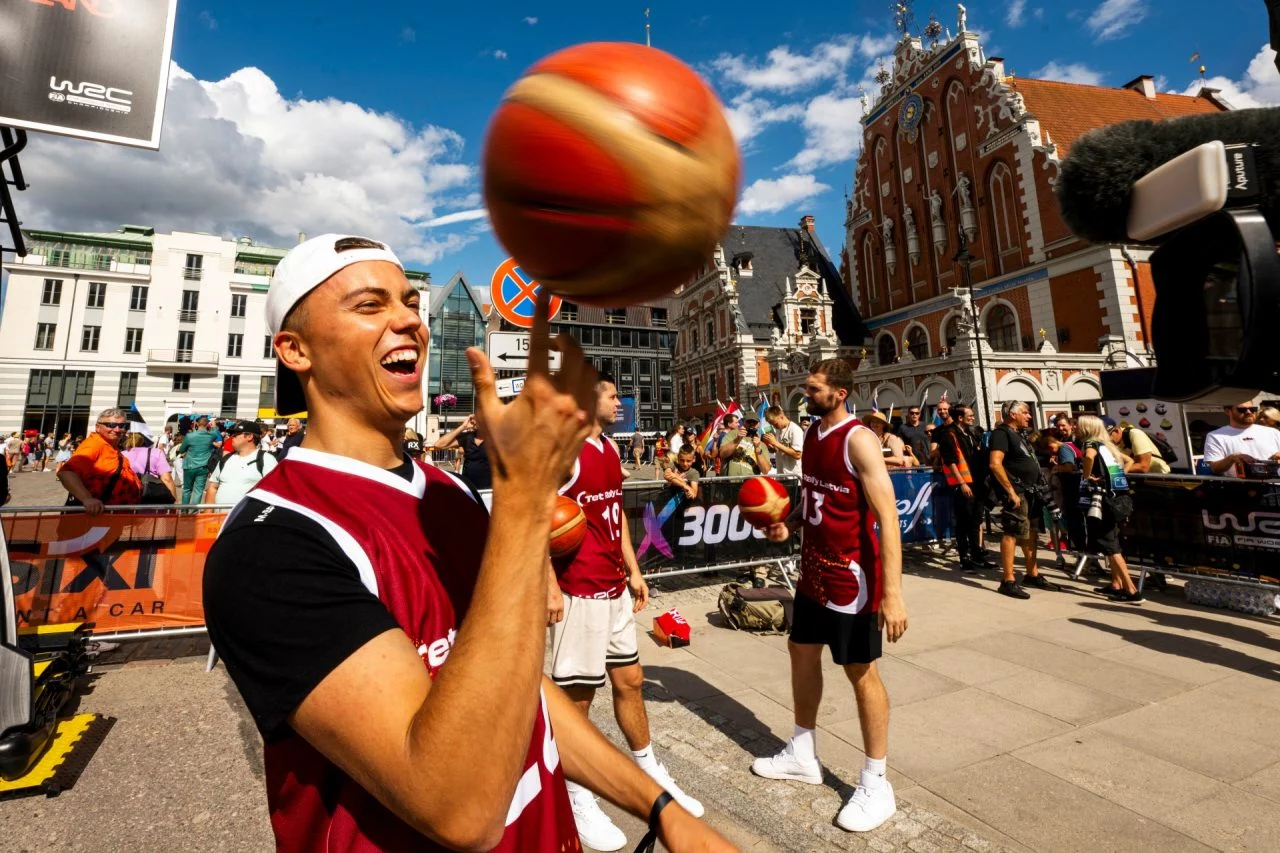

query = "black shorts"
(789, 592), (882, 665)
(1085, 509), (1123, 555)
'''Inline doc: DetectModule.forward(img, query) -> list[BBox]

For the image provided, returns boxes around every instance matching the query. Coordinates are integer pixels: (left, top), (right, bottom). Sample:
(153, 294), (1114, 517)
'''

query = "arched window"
(862, 234), (878, 303)
(943, 315), (960, 350)
(986, 304), (1019, 351)
(989, 162), (1020, 273)
(706, 319), (715, 348)
(877, 333), (897, 366)
(906, 325), (929, 360)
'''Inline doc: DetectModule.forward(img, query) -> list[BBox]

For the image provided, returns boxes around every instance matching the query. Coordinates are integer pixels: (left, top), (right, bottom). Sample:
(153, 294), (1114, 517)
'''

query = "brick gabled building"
(837, 10), (1225, 426)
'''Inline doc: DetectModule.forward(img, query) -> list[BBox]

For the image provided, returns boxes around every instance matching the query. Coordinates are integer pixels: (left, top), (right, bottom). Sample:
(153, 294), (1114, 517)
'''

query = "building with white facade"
(0, 226), (428, 438)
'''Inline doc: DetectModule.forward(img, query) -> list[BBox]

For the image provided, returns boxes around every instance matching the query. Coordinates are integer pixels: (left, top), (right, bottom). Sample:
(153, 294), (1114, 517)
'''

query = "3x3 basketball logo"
(637, 495), (765, 559)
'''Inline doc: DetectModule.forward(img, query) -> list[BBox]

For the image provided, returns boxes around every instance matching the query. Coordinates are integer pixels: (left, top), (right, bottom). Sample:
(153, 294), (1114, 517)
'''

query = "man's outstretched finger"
(466, 347), (501, 433)
(528, 290), (552, 378)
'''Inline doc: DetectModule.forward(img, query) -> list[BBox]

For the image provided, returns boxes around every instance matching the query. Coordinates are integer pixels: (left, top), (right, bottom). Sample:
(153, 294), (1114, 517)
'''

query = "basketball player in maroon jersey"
(204, 235), (729, 852)
(754, 358), (908, 833)
(548, 374), (705, 852)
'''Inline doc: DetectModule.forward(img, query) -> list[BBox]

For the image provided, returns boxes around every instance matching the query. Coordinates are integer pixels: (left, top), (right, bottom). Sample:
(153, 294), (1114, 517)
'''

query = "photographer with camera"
(719, 413), (772, 477)
(988, 402), (1058, 599)
(1075, 416), (1142, 603)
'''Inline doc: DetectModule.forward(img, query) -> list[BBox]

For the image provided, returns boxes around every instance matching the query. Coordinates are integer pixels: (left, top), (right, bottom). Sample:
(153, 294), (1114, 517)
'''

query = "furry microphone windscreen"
(1055, 107), (1280, 243)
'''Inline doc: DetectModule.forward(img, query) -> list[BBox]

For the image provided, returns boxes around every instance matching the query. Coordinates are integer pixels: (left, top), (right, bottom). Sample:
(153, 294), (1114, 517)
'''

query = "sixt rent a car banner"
(3, 508), (220, 632)
(0, 0), (179, 149)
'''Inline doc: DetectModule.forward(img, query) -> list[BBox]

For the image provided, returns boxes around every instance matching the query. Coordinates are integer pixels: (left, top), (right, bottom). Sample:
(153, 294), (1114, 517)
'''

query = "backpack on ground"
(1123, 427), (1178, 464)
(717, 583), (793, 634)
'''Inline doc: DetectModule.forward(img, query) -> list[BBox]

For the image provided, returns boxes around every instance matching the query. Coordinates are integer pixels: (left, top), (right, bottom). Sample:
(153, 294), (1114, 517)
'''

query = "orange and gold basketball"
(737, 476), (792, 529)
(549, 495), (588, 558)
(483, 42), (741, 307)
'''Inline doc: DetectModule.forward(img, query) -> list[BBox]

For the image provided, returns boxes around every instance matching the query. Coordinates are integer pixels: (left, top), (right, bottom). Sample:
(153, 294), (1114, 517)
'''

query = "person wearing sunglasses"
(56, 407), (142, 515)
(1202, 401), (1280, 478)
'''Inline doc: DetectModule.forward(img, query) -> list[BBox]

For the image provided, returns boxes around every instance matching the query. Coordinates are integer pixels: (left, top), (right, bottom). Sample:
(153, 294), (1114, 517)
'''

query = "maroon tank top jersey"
(555, 437), (627, 599)
(798, 416), (883, 614)
(240, 448), (577, 853)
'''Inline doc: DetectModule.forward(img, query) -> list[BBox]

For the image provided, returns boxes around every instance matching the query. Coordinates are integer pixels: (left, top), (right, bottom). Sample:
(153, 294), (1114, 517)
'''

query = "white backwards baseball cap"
(266, 233), (403, 416)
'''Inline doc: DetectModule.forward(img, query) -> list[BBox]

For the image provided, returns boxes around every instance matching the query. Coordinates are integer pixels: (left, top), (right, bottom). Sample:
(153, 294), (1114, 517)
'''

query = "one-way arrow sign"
(486, 331), (562, 370)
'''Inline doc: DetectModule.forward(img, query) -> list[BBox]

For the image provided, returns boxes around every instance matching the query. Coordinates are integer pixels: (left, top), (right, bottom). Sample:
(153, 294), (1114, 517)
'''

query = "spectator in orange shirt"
(56, 408), (142, 514)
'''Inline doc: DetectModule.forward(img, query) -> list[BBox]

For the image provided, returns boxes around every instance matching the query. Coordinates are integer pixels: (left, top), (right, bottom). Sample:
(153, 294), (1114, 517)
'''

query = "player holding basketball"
(755, 358), (908, 832)
(548, 373), (705, 852)
(204, 235), (729, 852)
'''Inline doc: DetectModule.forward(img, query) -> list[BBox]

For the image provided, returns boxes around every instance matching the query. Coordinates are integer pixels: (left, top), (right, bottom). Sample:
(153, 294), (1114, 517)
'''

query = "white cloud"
(1006, 0), (1027, 27)
(856, 34), (899, 58)
(1086, 0), (1147, 41)
(487, 48), (509, 60)
(738, 174), (830, 215)
(1034, 61), (1105, 86)
(18, 64), (479, 265)
(523, 16), (538, 25)
(788, 93), (864, 171)
(711, 38), (856, 93)
(1154, 74), (1170, 93)
(1182, 43), (1280, 108)
(1034, 8), (1045, 20)
(198, 10), (217, 30)
(423, 209), (488, 227)
(723, 95), (804, 146)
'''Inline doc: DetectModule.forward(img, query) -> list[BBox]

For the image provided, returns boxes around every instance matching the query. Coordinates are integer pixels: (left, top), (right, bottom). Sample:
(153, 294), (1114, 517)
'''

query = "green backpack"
(717, 583), (794, 634)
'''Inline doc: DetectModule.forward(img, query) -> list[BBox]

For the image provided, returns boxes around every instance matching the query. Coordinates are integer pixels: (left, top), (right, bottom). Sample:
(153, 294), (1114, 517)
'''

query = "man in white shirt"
(205, 420), (278, 504)
(1202, 401), (1280, 477)
(763, 405), (805, 477)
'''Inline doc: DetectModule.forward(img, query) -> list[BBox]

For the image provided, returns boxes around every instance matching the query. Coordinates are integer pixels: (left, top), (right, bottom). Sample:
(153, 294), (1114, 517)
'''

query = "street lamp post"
(953, 227), (990, 431)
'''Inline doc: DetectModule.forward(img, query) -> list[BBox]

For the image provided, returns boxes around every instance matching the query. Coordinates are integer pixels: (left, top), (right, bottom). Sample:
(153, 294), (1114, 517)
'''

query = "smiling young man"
(204, 235), (728, 853)
(755, 359), (907, 833)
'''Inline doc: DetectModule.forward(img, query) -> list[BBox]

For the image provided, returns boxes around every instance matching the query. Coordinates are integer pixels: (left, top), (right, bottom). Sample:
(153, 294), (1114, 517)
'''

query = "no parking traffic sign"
(490, 258), (561, 329)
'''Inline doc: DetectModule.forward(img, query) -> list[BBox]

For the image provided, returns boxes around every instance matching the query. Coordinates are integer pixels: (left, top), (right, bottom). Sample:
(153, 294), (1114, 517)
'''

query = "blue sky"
(14, 0), (1280, 297)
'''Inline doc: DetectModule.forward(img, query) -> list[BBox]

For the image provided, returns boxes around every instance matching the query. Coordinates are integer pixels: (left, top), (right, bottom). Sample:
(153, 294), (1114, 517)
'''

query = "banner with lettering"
(3, 509), (224, 632)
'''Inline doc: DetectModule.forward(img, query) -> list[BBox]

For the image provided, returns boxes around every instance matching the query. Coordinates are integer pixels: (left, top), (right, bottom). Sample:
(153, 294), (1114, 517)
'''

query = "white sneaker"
(750, 740), (823, 785)
(644, 762), (704, 818)
(836, 771), (896, 832)
(569, 789), (627, 852)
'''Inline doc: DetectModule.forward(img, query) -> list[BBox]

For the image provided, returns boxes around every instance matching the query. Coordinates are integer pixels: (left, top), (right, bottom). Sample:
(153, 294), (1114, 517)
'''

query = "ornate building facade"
(672, 216), (865, 424)
(833, 7), (1225, 426)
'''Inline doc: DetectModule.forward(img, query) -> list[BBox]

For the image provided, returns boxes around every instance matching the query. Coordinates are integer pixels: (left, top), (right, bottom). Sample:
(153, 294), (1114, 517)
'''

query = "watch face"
(898, 93), (924, 131)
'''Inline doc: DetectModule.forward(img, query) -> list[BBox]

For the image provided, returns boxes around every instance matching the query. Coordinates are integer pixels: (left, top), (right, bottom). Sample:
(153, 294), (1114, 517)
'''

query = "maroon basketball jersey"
(245, 448), (577, 852)
(555, 437), (627, 599)
(798, 417), (883, 614)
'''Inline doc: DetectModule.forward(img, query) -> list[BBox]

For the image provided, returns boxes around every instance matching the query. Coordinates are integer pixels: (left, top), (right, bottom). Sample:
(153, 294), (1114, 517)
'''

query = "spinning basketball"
(549, 495), (588, 558)
(483, 42), (741, 306)
(737, 477), (792, 529)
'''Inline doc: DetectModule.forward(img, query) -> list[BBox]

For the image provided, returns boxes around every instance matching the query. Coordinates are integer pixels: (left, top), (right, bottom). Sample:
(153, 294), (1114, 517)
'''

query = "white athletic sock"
(863, 756), (887, 788)
(632, 744), (659, 773)
(792, 726), (816, 762)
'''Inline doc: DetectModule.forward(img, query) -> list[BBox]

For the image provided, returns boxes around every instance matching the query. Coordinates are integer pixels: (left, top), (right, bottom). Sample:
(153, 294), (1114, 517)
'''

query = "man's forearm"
(57, 470), (92, 504)
(1207, 456), (1236, 475)
(544, 679), (664, 818)
(990, 460), (1014, 493)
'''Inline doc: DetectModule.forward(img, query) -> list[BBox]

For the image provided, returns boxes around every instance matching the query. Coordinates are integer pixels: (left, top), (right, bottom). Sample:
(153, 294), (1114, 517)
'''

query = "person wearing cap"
(203, 235), (726, 852)
(718, 412), (772, 477)
(175, 415), (219, 504)
(204, 420), (277, 505)
(1108, 420), (1170, 475)
(865, 411), (910, 468)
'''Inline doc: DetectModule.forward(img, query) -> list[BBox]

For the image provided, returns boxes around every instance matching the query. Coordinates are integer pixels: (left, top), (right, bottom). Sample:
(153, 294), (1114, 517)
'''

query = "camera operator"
(988, 402), (1057, 599)
(1202, 401), (1280, 477)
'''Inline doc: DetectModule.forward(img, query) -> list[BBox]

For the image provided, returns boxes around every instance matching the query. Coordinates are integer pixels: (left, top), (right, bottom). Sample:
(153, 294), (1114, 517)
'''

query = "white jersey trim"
(844, 424), (872, 479)
(825, 558), (870, 614)
(284, 446), (426, 499)
(558, 458), (581, 497)
(252, 489), (380, 598)
(442, 470), (482, 505)
(815, 413), (856, 441)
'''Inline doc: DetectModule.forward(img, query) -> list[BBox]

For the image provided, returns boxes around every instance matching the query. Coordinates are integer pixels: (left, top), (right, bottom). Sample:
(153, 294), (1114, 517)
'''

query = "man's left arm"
(848, 429), (907, 642)
(618, 503), (648, 612)
(543, 680), (732, 850)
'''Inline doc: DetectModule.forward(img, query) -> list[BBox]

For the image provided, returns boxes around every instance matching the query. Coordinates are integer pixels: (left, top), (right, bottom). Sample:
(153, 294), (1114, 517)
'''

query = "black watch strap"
(633, 791), (674, 853)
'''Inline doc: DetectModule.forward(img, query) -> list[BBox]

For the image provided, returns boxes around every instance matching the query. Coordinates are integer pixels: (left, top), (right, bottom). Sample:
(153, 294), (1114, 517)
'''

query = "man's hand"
(463, 414), (477, 431)
(658, 803), (737, 852)
(629, 572), (650, 612)
(467, 292), (595, 500)
(546, 584), (564, 626)
(82, 496), (104, 516)
(878, 593), (908, 642)
(1005, 490), (1021, 509)
(764, 521), (790, 542)
(960, 483), (973, 499)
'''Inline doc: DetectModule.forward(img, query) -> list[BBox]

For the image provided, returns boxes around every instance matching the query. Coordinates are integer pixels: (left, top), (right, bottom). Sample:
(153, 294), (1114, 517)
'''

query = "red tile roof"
(1013, 78), (1225, 157)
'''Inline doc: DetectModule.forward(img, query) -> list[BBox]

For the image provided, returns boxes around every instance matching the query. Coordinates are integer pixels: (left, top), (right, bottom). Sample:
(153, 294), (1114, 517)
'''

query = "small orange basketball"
(737, 477), (791, 529)
(483, 42), (741, 307)
(550, 495), (588, 558)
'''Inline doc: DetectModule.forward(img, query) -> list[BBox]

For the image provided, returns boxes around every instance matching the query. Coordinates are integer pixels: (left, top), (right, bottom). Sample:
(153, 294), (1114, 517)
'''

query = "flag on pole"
(756, 395), (772, 434)
(128, 404), (152, 440)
